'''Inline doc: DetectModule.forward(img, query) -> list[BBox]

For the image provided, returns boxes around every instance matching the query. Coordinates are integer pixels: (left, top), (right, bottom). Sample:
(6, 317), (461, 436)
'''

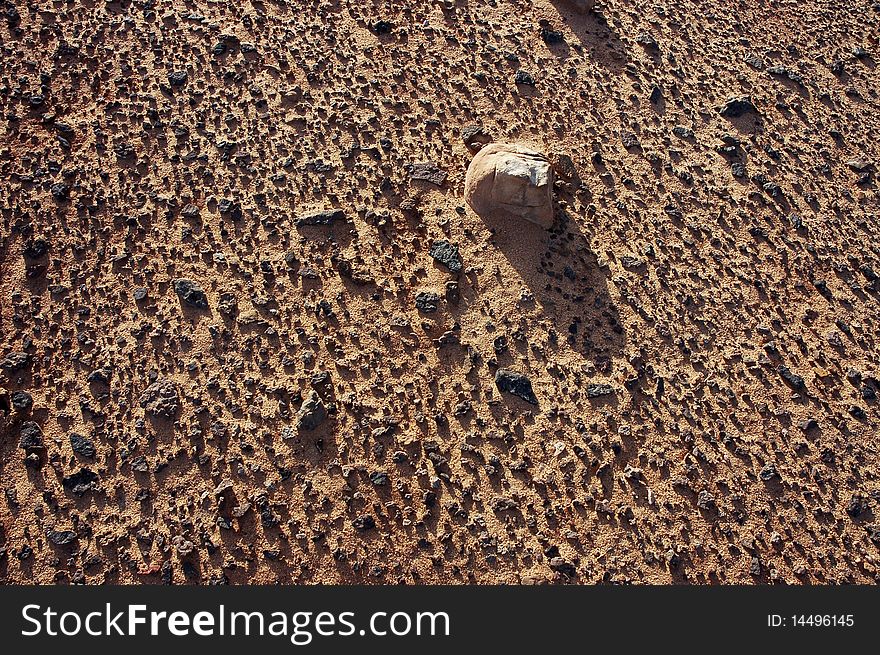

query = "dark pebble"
(429, 240), (463, 273)
(495, 368), (539, 405)
(70, 433), (96, 458)
(174, 278), (209, 309)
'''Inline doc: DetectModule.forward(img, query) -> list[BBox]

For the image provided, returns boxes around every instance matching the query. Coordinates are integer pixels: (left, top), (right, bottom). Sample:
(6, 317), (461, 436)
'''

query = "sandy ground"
(1, 0), (879, 584)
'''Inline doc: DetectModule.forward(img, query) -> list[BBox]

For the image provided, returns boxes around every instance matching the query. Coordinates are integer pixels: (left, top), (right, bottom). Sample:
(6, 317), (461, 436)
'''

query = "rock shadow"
(546, 2), (630, 73)
(479, 205), (626, 369)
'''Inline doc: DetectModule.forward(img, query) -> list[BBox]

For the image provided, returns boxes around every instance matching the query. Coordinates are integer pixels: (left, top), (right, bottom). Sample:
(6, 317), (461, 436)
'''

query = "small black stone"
(461, 123), (490, 147)
(87, 368), (111, 385)
(750, 556), (762, 576)
(540, 27), (564, 44)
(406, 162), (447, 186)
(62, 468), (99, 495)
(673, 125), (694, 138)
(1, 351), (31, 372)
(372, 20), (393, 34)
(848, 405), (867, 420)
(174, 278), (209, 309)
(650, 85), (664, 104)
(429, 240), (463, 273)
(19, 421), (44, 450)
(294, 209), (346, 226)
(495, 368), (538, 405)
(549, 557), (577, 577)
(846, 494), (869, 518)
(415, 291), (440, 313)
(296, 391), (328, 432)
(515, 69), (536, 86)
(168, 70), (188, 86)
(759, 464), (779, 481)
(46, 529), (78, 546)
(636, 32), (660, 50)
(50, 183), (69, 200)
(720, 96), (758, 118)
(778, 365), (806, 390)
(586, 383), (615, 398)
(70, 433), (96, 458)
(798, 418), (818, 432)
(697, 490), (717, 511)
(131, 456), (149, 473)
(353, 515), (376, 531)
(23, 239), (50, 258)
(218, 199), (243, 220)
(11, 390), (33, 412)
(139, 378), (180, 418)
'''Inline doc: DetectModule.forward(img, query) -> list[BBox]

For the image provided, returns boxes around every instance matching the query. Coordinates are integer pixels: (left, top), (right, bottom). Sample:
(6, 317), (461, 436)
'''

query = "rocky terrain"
(1, 0), (879, 585)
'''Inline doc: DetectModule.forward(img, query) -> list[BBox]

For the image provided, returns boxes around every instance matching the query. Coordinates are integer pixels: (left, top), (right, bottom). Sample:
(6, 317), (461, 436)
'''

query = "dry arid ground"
(1, 0), (879, 585)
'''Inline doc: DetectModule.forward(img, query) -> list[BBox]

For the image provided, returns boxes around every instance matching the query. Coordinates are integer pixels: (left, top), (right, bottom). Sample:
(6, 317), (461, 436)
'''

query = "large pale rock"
(464, 143), (555, 229)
